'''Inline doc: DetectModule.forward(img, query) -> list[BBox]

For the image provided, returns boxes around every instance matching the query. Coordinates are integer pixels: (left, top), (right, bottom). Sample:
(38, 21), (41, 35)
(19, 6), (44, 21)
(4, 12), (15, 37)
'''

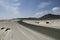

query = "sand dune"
(23, 19), (60, 29)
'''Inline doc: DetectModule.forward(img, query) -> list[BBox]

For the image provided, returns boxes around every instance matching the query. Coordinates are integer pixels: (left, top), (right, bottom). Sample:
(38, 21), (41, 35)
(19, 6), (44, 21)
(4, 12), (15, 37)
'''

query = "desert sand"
(0, 19), (60, 40)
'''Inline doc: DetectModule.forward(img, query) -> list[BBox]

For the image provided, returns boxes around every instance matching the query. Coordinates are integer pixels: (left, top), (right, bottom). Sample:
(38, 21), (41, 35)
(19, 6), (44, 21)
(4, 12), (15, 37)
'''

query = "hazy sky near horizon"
(0, 0), (60, 19)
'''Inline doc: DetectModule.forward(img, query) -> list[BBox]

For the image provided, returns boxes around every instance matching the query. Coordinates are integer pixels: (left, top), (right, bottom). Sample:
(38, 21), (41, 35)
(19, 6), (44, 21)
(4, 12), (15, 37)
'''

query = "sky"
(0, 0), (60, 19)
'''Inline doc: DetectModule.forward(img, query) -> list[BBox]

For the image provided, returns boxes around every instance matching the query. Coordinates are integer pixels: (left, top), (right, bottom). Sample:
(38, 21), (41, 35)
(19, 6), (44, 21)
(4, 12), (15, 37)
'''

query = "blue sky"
(0, 0), (60, 19)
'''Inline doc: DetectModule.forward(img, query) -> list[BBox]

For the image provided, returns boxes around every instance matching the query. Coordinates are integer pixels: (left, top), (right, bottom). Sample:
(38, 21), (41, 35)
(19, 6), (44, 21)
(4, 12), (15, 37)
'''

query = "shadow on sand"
(17, 21), (60, 40)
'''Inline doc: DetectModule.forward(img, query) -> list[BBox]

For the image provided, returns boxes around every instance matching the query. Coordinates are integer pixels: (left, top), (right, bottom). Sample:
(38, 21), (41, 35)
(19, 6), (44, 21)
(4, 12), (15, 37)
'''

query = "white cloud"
(34, 2), (60, 18)
(15, 0), (19, 1)
(34, 10), (51, 18)
(52, 7), (60, 15)
(34, 2), (51, 17)
(34, 7), (60, 18)
(37, 2), (51, 10)
(0, 0), (21, 19)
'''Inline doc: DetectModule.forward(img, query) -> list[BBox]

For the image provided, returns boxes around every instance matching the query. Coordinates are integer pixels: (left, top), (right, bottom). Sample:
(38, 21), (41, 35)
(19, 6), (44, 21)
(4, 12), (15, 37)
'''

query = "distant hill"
(13, 14), (60, 20)
(13, 18), (38, 20)
(39, 14), (60, 20)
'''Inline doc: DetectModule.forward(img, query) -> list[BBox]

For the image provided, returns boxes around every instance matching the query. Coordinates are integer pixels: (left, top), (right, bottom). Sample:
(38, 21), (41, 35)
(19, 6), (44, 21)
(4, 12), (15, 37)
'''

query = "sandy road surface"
(0, 21), (60, 40)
